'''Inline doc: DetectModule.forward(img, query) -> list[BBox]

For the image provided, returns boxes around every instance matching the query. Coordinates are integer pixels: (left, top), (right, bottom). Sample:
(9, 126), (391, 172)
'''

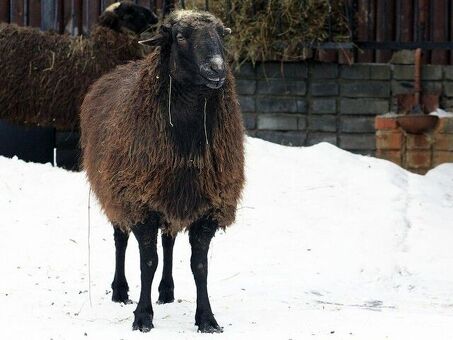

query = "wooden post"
(376, 0), (395, 63)
(29, 0), (42, 27)
(430, 0), (448, 64)
(41, 0), (55, 31)
(357, 0), (375, 62)
(11, 0), (25, 25)
(397, 0), (413, 42)
(418, 0), (430, 63)
(76, 0), (83, 34)
(56, 0), (64, 33)
(87, 0), (101, 32)
(0, 0), (10, 23)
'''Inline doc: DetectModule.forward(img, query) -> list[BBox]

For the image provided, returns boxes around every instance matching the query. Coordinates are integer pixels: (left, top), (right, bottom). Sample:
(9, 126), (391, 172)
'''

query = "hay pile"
(0, 23), (145, 130)
(185, 0), (351, 63)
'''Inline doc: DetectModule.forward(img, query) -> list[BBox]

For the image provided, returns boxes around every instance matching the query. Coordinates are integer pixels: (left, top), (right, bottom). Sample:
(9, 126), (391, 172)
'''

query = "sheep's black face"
(141, 11), (231, 89)
(102, 2), (158, 34)
(170, 23), (228, 89)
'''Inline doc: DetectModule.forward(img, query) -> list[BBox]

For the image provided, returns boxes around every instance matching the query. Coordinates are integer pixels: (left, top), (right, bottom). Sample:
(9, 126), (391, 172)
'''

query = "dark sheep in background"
(0, 2), (157, 130)
(80, 10), (244, 333)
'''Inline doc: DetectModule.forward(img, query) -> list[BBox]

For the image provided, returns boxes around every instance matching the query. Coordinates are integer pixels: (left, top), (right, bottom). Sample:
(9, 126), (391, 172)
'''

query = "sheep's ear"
(224, 27), (232, 36)
(98, 11), (121, 31)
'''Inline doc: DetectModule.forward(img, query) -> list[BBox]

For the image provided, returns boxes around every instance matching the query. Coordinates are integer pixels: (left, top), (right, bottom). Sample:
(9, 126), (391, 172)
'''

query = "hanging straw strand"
(87, 188), (92, 307)
(168, 75), (174, 127)
(204, 97), (209, 145)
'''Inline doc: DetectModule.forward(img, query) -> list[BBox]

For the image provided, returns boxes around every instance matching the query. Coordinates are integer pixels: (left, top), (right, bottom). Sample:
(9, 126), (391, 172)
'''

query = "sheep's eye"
(176, 33), (185, 42)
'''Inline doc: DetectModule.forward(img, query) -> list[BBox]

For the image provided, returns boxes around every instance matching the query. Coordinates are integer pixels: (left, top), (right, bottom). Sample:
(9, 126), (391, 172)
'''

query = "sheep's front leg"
(131, 218), (159, 332)
(189, 218), (223, 333)
(111, 227), (131, 304)
(157, 233), (176, 304)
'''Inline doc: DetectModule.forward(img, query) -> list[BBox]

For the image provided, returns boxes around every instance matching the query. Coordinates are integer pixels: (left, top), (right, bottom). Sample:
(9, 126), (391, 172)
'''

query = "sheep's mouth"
(201, 75), (225, 89)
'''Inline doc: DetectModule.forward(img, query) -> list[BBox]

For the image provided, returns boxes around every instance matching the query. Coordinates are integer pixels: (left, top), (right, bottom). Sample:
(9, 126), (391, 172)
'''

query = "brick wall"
(235, 61), (453, 156)
(375, 115), (453, 174)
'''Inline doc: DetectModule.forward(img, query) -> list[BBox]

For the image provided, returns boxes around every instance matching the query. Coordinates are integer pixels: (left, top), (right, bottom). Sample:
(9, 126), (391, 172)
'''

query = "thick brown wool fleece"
(0, 23), (145, 130)
(80, 51), (245, 235)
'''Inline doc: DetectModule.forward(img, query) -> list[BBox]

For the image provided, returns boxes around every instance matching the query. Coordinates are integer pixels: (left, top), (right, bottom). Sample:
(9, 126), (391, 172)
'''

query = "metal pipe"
(414, 48), (422, 106)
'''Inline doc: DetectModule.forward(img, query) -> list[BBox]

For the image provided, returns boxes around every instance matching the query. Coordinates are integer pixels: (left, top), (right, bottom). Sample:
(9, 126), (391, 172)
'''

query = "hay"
(0, 23), (145, 130)
(184, 0), (351, 64)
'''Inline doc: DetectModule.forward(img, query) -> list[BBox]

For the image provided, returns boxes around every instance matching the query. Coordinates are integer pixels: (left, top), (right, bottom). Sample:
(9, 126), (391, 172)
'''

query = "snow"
(1, 137), (453, 339)
(430, 108), (453, 117)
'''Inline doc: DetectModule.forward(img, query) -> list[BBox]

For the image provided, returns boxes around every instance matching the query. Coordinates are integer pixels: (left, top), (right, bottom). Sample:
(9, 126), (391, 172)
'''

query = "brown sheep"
(80, 10), (244, 333)
(0, 2), (157, 130)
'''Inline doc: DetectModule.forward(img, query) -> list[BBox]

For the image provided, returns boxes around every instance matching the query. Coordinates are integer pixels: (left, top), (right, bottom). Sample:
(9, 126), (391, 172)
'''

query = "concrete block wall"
(234, 61), (453, 156)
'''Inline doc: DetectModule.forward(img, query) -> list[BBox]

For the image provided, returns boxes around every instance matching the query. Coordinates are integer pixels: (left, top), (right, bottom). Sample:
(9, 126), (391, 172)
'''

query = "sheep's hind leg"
(111, 227), (131, 304)
(157, 233), (176, 304)
(189, 218), (223, 333)
(132, 216), (159, 332)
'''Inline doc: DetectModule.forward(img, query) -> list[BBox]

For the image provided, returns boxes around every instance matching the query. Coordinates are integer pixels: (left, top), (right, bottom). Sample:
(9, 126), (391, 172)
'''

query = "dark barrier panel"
(55, 131), (80, 170)
(0, 119), (55, 164)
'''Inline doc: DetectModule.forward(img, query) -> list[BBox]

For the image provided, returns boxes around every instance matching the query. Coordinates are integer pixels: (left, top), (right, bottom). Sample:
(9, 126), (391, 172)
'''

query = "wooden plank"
(358, 41), (453, 49)
(29, 0), (42, 27)
(398, 0), (413, 42)
(41, 0), (55, 31)
(24, 0), (28, 24)
(376, 0), (395, 63)
(447, 3), (453, 64)
(0, 0), (10, 23)
(317, 49), (337, 63)
(430, 0), (447, 64)
(87, 0), (100, 32)
(11, 0), (25, 25)
(56, 0), (64, 33)
(418, 0), (429, 63)
(356, 0), (375, 62)
(75, 0), (83, 34)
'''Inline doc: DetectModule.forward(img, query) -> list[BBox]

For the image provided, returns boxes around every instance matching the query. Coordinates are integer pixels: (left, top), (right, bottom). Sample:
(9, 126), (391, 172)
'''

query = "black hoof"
(111, 281), (131, 304)
(132, 312), (154, 332)
(196, 314), (223, 333)
(157, 288), (174, 304)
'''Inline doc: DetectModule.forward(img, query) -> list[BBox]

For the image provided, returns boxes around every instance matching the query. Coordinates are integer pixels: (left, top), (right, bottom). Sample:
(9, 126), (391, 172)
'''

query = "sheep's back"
(0, 23), (143, 130)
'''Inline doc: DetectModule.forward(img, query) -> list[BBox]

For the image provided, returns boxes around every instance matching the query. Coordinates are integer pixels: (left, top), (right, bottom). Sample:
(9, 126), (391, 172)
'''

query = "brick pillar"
(433, 118), (453, 166)
(375, 115), (403, 166)
(375, 115), (453, 174)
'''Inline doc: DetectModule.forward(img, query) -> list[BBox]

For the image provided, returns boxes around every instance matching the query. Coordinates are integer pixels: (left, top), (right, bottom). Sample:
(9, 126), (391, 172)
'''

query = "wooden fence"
(1, 0), (453, 64)
(0, 0), (167, 34)
(355, 0), (453, 65)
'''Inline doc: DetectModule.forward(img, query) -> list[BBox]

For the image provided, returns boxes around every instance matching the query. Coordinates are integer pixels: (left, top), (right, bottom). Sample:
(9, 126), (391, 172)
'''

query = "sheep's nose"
(209, 55), (225, 77)
(201, 55), (225, 82)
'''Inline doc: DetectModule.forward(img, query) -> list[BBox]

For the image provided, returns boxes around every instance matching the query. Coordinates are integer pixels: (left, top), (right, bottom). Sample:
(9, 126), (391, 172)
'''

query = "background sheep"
(80, 10), (244, 333)
(0, 2), (157, 131)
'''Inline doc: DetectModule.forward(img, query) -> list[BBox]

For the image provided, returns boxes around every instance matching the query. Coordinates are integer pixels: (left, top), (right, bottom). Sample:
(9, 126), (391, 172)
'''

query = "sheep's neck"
(166, 80), (217, 156)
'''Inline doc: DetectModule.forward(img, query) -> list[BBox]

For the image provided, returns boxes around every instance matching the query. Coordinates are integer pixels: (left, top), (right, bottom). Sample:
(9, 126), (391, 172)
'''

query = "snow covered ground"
(1, 137), (453, 339)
